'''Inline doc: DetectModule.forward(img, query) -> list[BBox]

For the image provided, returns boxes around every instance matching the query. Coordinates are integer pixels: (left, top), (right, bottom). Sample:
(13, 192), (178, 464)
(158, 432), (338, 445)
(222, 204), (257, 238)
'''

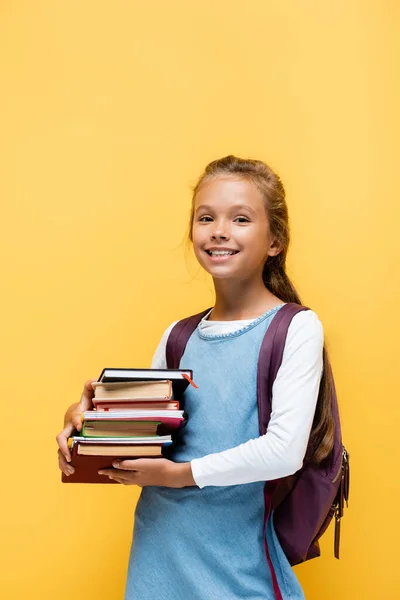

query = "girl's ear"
(268, 238), (284, 257)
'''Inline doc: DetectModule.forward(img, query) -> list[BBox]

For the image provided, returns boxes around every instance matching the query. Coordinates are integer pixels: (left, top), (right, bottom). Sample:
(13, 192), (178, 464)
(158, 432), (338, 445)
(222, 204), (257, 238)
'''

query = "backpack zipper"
(332, 447), (348, 483)
(332, 448), (350, 559)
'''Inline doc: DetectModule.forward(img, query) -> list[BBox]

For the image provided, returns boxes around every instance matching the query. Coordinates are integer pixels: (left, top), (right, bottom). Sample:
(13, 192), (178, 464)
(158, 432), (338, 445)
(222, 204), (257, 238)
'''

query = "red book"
(94, 400), (179, 411)
(62, 442), (167, 484)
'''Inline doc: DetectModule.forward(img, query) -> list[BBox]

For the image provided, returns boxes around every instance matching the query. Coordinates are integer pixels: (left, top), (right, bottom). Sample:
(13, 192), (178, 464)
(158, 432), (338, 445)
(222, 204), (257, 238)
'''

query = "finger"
(71, 409), (83, 432)
(56, 423), (75, 462)
(58, 449), (75, 476)
(112, 459), (143, 471)
(112, 478), (137, 485)
(71, 379), (97, 432)
(99, 469), (137, 482)
(98, 468), (131, 477)
(79, 379), (97, 412)
(108, 475), (139, 485)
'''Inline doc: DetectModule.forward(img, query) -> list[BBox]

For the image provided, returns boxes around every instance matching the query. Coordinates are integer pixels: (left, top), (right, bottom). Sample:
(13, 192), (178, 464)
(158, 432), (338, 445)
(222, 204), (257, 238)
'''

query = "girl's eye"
(197, 215), (250, 223)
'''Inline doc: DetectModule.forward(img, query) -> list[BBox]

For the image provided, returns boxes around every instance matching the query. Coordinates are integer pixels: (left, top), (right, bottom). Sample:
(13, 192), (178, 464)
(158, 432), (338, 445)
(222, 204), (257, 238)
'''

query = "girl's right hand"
(56, 379), (97, 477)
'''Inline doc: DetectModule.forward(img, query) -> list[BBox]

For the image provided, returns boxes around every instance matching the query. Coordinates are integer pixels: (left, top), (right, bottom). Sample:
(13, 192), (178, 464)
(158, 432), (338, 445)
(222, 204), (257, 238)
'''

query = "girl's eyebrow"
(195, 203), (257, 215)
(232, 204), (257, 215)
(195, 204), (215, 214)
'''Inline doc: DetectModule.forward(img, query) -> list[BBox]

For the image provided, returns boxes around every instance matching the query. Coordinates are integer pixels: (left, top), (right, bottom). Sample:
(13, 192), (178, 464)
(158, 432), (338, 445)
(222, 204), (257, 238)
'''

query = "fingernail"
(113, 460), (120, 468)
(68, 467), (74, 475)
(65, 455), (71, 463)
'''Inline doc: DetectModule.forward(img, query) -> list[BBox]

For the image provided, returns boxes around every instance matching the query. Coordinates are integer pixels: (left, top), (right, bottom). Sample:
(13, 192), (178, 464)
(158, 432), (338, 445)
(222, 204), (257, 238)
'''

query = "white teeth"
(209, 251), (235, 256)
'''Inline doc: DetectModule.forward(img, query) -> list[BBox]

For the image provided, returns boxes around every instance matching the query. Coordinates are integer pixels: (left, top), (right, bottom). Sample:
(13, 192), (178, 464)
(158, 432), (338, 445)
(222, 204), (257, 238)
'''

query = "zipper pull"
(182, 373), (199, 388)
(334, 505), (341, 559)
(343, 448), (350, 507)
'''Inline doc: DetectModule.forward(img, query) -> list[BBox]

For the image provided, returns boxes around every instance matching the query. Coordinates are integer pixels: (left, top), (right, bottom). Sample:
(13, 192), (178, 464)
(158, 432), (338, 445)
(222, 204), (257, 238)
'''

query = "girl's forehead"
(194, 176), (263, 208)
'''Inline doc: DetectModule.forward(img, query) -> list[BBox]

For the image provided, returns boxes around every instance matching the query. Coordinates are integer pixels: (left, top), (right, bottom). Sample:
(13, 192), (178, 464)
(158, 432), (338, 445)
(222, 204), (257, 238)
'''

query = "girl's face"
(192, 175), (281, 281)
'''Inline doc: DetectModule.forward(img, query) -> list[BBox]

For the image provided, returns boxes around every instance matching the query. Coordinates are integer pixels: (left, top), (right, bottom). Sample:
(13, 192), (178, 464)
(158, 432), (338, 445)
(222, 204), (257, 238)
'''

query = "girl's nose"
(211, 222), (230, 241)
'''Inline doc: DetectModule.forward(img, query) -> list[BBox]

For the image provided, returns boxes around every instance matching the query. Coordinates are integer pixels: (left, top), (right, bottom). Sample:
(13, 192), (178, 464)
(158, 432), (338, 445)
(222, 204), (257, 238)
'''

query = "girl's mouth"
(204, 249), (240, 262)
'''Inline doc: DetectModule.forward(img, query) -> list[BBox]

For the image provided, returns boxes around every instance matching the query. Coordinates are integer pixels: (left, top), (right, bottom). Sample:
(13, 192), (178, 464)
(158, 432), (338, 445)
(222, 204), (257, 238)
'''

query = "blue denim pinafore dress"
(125, 305), (305, 600)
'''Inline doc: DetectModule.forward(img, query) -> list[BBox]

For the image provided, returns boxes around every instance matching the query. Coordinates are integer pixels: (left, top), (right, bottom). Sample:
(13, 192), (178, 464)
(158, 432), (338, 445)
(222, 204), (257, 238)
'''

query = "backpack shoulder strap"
(165, 308), (213, 369)
(257, 303), (310, 434)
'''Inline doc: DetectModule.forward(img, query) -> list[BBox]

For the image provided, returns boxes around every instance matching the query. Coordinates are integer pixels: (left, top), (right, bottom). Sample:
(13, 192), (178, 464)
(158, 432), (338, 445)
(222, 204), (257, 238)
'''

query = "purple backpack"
(166, 302), (350, 567)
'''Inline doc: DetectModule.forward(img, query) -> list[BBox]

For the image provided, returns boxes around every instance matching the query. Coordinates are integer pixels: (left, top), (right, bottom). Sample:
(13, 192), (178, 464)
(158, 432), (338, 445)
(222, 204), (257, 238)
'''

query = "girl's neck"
(209, 279), (284, 321)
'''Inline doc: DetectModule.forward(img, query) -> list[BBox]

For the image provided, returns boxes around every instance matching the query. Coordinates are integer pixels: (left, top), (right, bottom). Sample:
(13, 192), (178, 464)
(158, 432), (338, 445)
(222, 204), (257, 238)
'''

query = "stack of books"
(62, 367), (195, 484)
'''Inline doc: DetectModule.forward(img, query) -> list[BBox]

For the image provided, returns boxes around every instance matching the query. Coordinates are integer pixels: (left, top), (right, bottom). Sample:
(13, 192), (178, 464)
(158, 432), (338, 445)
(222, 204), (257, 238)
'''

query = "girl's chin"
(201, 263), (245, 280)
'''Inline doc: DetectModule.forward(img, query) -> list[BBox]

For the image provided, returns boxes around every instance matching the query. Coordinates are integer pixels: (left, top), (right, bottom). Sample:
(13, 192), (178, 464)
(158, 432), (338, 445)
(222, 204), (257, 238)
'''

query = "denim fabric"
(125, 305), (305, 600)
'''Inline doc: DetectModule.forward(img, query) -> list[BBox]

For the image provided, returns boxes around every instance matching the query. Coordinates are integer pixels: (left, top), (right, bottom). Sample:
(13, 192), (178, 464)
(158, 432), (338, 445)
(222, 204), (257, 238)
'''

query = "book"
(77, 444), (164, 457)
(71, 435), (171, 457)
(71, 435), (172, 444)
(97, 367), (197, 396)
(82, 420), (162, 437)
(61, 443), (166, 484)
(92, 380), (172, 400)
(94, 400), (179, 411)
(62, 367), (194, 484)
(83, 410), (184, 430)
(83, 409), (183, 419)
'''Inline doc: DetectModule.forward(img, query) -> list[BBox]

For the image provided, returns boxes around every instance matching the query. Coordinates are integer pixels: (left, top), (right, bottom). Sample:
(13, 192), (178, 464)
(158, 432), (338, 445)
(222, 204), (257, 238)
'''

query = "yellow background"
(1, 1), (399, 598)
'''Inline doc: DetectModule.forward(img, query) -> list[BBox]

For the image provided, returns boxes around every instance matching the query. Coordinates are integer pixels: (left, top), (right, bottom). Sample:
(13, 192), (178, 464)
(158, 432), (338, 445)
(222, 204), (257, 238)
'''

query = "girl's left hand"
(98, 458), (196, 488)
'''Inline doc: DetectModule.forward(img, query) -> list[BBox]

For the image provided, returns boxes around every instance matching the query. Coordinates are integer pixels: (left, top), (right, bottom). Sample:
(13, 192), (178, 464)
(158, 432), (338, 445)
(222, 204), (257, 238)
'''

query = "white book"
(83, 410), (184, 420)
(72, 435), (172, 444)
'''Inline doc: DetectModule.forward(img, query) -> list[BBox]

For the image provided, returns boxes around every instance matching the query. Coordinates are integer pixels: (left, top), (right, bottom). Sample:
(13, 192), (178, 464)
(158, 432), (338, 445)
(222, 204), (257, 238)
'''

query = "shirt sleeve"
(190, 310), (324, 487)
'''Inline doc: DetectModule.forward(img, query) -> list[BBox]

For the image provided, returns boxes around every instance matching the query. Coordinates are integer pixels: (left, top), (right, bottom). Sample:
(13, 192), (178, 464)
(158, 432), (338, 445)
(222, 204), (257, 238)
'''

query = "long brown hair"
(187, 154), (334, 465)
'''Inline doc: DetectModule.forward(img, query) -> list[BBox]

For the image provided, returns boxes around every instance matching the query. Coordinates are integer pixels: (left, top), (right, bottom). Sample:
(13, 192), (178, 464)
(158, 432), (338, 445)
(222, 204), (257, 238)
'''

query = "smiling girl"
(57, 155), (326, 600)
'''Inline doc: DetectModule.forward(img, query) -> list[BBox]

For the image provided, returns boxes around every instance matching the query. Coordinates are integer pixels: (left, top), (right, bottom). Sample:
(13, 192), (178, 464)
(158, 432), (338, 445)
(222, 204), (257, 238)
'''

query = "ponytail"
(264, 255), (335, 465)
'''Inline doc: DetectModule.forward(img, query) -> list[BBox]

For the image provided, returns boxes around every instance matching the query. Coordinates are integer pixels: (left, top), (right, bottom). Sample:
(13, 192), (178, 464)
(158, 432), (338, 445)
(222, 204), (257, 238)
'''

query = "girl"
(57, 155), (330, 600)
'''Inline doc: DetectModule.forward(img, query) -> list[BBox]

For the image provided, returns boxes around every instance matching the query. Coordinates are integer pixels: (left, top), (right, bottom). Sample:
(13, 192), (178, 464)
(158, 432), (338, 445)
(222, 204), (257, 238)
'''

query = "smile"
(206, 248), (239, 256)
(204, 249), (240, 261)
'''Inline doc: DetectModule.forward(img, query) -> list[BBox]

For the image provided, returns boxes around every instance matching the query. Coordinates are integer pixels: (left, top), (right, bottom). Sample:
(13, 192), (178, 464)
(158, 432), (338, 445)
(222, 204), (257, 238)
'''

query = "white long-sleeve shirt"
(151, 307), (324, 488)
